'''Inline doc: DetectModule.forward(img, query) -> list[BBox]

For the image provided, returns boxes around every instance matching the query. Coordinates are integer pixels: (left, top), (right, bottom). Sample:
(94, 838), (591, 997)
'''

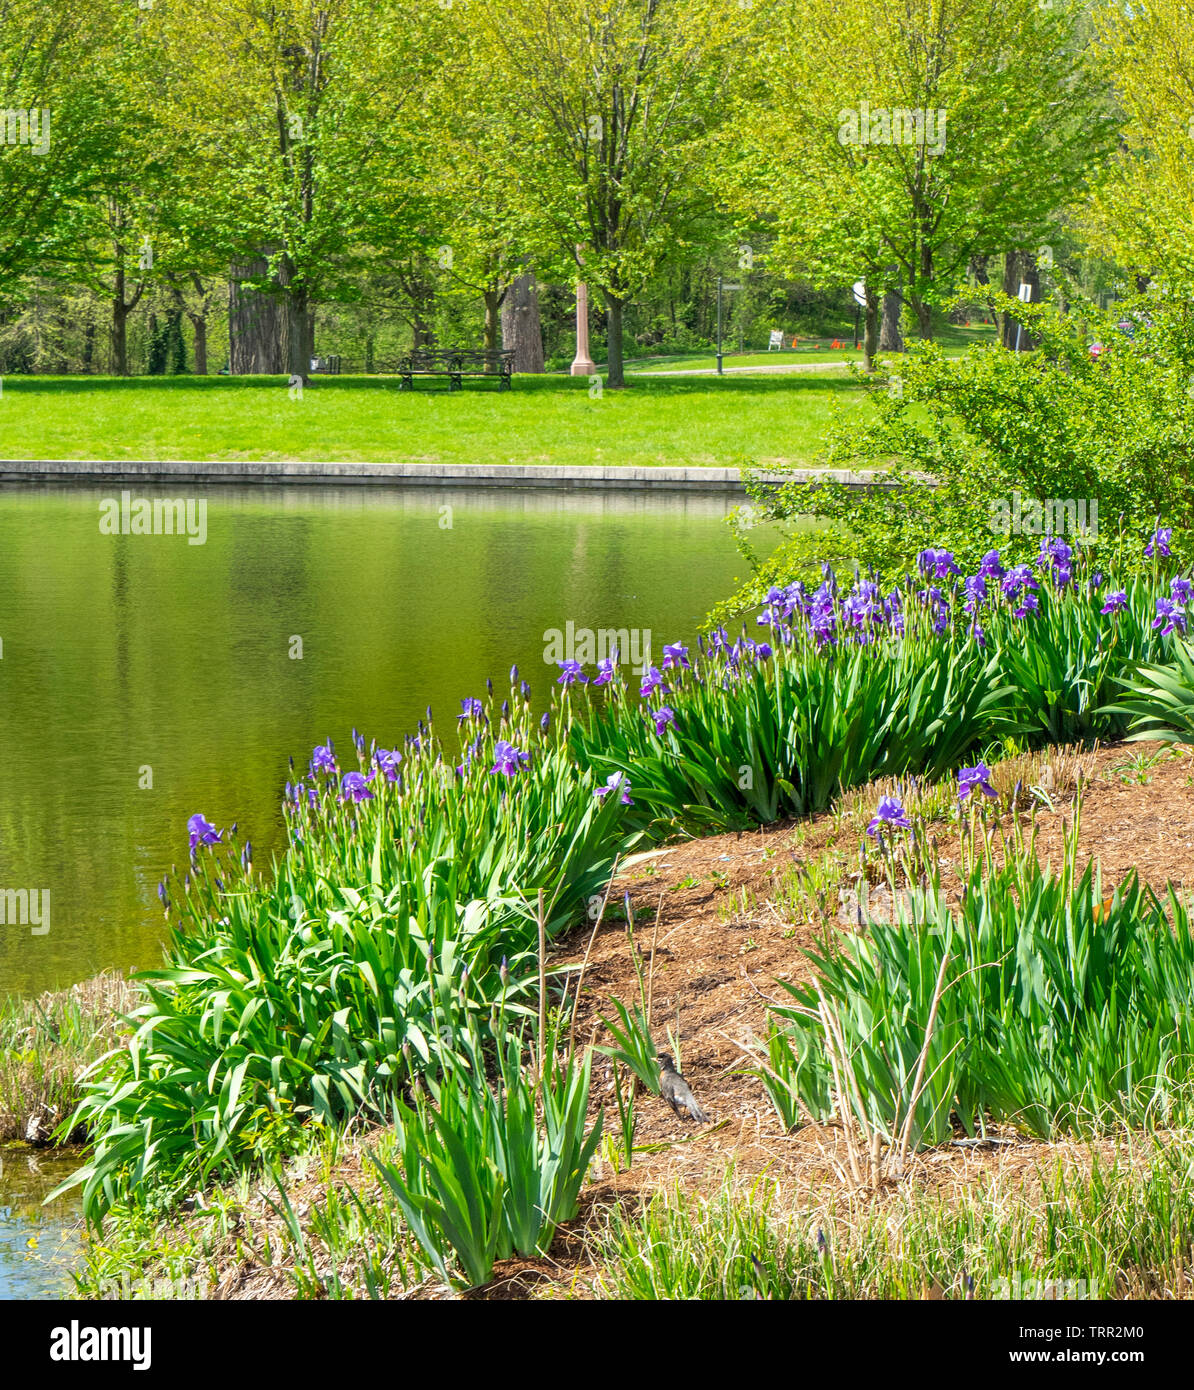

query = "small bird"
(658, 1052), (709, 1123)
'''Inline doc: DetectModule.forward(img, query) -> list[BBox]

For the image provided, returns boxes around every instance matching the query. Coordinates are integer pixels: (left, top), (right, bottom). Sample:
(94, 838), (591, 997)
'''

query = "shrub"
(724, 290), (1194, 614)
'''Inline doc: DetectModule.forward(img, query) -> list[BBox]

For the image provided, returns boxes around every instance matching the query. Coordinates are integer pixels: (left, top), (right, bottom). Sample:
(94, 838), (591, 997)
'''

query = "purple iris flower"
(807, 586), (838, 647)
(1172, 577), (1193, 605)
(458, 697), (484, 721)
(241, 841), (252, 871)
(758, 587), (787, 628)
(490, 740), (531, 776)
(557, 659), (588, 686)
(187, 813), (223, 849)
(310, 743), (337, 775)
(594, 772), (634, 806)
(593, 656), (618, 686)
(842, 582), (881, 629)
(640, 666), (667, 698)
(373, 747), (402, 782)
(977, 550), (1006, 580)
(1153, 597), (1187, 636)
(1037, 537), (1073, 570)
(510, 665), (519, 684)
(540, 711), (550, 733)
(963, 574), (987, 614)
(917, 548), (961, 579)
(1101, 590), (1128, 615)
(866, 797), (912, 837)
(1144, 526), (1172, 559)
(1002, 564), (1038, 599)
(958, 762), (997, 802)
(971, 623), (986, 648)
(662, 642), (690, 670)
(651, 705), (676, 737)
(340, 771), (374, 803)
(755, 642), (774, 659)
(1013, 592), (1040, 619)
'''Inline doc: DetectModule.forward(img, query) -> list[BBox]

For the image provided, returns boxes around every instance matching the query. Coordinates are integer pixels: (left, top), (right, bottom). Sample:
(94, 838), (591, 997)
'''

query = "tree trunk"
(879, 287), (904, 352)
(283, 290), (311, 381)
(147, 310), (163, 374)
(999, 251), (1020, 348)
(483, 286), (501, 355)
(229, 255), (285, 374)
(605, 293), (626, 388)
(862, 288), (880, 372)
(107, 203), (144, 376)
(1000, 251), (1038, 351)
(501, 273), (545, 372)
(412, 287), (435, 350)
(110, 251), (143, 376)
(189, 313), (207, 375)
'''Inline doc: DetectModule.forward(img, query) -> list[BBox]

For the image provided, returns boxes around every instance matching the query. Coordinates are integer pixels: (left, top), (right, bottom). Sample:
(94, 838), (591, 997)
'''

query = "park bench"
(397, 347), (514, 391)
(310, 355), (341, 374)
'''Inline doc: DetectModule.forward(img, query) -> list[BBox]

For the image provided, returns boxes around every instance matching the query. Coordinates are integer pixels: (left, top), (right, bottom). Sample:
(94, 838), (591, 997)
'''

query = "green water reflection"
(0, 483), (759, 999)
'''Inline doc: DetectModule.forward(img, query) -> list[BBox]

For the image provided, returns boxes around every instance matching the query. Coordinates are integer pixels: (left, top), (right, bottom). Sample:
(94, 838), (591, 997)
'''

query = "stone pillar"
(570, 247), (596, 376)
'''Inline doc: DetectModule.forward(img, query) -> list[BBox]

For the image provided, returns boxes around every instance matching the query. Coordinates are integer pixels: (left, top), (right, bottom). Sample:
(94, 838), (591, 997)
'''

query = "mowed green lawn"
(629, 321), (997, 374)
(0, 372), (869, 468)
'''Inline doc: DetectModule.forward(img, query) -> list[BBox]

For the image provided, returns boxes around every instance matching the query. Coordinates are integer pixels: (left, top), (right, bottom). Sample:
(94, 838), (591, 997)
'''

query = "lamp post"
(570, 245), (596, 377)
(716, 277), (742, 375)
(852, 280), (866, 351)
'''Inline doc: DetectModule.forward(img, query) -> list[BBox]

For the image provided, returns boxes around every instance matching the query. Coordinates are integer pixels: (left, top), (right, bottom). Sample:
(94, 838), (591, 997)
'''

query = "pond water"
(0, 483), (756, 1000)
(0, 481), (765, 1297)
(0, 1147), (84, 1299)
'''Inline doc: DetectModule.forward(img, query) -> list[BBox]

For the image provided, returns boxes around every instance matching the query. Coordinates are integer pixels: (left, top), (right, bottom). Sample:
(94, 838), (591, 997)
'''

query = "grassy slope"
(0, 372), (867, 468)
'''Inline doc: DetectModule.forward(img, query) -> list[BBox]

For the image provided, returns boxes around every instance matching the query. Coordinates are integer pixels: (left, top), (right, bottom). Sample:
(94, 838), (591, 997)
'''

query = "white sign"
(853, 280), (867, 307)
(1017, 282), (1033, 303)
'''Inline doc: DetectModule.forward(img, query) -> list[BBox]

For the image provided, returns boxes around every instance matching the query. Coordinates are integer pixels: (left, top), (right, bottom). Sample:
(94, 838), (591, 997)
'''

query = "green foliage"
(0, 973), (134, 1144)
(373, 1028), (602, 1290)
(582, 572), (1167, 835)
(598, 998), (660, 1096)
(728, 0), (1113, 341)
(763, 813), (1194, 1143)
(727, 293), (1194, 610)
(56, 679), (626, 1224)
(1108, 637), (1194, 746)
(54, 547), (1186, 1223)
(597, 1147), (1194, 1300)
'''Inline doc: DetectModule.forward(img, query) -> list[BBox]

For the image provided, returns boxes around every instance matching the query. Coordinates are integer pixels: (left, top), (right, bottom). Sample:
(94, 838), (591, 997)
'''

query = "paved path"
(632, 360), (858, 377)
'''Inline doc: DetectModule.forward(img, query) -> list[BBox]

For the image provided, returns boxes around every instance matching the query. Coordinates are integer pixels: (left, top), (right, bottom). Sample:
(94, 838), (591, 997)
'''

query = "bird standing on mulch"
(658, 1052), (709, 1123)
